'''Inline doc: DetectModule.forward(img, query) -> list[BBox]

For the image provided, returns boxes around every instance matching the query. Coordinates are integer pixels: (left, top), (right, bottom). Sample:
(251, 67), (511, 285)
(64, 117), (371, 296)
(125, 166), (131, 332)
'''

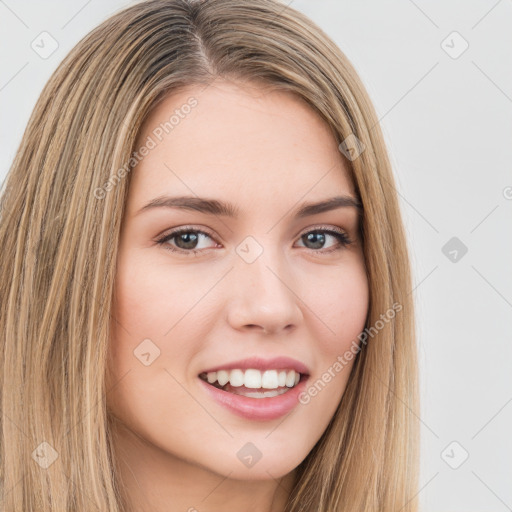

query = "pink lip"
(198, 376), (309, 421)
(199, 356), (310, 375)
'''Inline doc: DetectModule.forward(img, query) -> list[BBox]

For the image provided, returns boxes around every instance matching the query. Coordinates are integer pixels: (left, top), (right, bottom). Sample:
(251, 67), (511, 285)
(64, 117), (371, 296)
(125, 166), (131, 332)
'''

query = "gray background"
(1, 1), (511, 510)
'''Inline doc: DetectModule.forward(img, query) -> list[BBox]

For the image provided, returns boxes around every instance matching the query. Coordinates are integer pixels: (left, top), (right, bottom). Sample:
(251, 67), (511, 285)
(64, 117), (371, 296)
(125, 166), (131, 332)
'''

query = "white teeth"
(229, 369), (245, 387)
(202, 368), (303, 389)
(217, 370), (229, 387)
(244, 369), (261, 389)
(285, 370), (296, 387)
(261, 370), (278, 389)
(240, 388), (289, 398)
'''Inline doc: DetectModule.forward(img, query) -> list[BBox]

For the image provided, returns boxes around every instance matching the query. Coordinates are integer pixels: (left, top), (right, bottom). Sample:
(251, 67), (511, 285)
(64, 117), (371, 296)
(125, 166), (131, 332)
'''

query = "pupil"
(304, 232), (325, 249)
(176, 232), (198, 249)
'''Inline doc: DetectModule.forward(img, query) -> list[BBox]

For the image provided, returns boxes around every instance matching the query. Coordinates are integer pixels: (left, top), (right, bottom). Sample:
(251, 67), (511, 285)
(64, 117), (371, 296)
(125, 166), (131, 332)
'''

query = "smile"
(199, 368), (302, 398)
(198, 367), (309, 420)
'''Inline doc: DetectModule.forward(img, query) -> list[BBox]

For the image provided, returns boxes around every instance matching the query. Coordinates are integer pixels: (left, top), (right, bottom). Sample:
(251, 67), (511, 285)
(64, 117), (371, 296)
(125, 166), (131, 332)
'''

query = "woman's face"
(107, 78), (369, 481)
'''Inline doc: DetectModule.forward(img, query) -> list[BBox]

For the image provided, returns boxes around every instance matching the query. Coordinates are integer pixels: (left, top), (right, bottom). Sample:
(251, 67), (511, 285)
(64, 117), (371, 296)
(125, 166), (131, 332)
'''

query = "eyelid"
(157, 223), (349, 241)
(296, 223), (346, 237)
(156, 224), (218, 242)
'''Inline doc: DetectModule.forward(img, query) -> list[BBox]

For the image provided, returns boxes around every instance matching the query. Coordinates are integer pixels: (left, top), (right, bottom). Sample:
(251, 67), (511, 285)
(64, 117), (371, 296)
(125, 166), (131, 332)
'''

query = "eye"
(155, 225), (353, 256)
(156, 226), (219, 256)
(295, 226), (353, 254)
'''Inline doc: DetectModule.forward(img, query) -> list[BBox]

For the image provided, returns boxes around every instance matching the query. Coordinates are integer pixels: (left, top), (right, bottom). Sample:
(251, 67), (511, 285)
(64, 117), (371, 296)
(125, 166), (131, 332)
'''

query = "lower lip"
(198, 376), (309, 421)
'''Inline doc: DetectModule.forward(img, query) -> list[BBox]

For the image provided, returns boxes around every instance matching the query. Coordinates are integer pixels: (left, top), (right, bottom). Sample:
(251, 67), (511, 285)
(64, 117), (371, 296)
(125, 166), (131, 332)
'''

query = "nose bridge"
(227, 237), (302, 333)
(240, 246), (288, 298)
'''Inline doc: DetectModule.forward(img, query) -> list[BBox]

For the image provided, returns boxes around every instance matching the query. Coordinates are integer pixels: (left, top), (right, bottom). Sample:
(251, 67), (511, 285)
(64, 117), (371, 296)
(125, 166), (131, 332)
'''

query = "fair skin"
(106, 78), (369, 512)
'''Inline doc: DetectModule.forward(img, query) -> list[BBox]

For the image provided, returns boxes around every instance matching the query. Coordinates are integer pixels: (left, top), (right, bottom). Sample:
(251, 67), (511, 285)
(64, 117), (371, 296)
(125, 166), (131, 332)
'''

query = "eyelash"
(155, 225), (353, 257)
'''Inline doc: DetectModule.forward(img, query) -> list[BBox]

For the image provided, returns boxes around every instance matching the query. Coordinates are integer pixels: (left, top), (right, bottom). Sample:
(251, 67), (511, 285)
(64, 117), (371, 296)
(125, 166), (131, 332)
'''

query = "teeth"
(240, 388), (289, 398)
(217, 370), (229, 387)
(285, 370), (296, 387)
(261, 370), (278, 389)
(201, 368), (303, 390)
(229, 369), (245, 387)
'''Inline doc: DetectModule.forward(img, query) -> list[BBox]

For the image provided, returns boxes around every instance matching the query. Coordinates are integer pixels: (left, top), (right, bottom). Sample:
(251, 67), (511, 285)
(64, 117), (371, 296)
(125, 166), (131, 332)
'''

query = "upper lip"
(199, 356), (310, 376)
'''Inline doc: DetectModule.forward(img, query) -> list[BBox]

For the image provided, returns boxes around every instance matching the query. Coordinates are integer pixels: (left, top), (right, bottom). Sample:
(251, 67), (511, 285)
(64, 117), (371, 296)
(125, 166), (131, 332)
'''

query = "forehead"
(128, 79), (355, 213)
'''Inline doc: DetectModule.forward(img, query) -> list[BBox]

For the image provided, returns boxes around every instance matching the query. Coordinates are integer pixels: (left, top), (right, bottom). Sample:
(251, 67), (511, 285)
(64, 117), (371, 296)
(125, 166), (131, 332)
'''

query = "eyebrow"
(135, 194), (362, 218)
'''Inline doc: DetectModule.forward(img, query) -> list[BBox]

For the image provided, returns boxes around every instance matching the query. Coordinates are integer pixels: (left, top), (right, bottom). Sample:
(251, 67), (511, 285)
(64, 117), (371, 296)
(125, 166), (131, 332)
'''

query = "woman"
(0, 0), (419, 510)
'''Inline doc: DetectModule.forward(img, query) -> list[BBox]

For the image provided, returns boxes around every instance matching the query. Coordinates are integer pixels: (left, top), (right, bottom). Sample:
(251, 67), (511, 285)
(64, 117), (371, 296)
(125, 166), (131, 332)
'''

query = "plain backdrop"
(1, 1), (511, 510)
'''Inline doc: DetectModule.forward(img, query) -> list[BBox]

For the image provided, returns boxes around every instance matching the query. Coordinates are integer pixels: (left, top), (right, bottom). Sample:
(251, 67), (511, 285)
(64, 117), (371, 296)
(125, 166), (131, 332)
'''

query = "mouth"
(198, 368), (308, 399)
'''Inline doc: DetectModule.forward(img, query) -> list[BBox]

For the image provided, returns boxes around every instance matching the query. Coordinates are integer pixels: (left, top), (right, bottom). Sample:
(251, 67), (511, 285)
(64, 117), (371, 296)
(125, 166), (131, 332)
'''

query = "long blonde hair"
(0, 0), (419, 510)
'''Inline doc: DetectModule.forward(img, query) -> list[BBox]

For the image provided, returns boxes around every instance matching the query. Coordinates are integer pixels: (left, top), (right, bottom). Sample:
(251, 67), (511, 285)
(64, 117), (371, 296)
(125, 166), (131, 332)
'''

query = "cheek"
(306, 258), (369, 351)
(108, 247), (217, 396)
(112, 249), (209, 341)
(285, 262), (368, 453)
(106, 252), (204, 433)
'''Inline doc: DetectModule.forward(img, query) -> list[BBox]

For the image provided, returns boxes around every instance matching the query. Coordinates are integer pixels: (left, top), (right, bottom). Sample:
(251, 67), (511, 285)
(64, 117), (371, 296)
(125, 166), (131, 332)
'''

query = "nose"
(226, 247), (304, 335)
